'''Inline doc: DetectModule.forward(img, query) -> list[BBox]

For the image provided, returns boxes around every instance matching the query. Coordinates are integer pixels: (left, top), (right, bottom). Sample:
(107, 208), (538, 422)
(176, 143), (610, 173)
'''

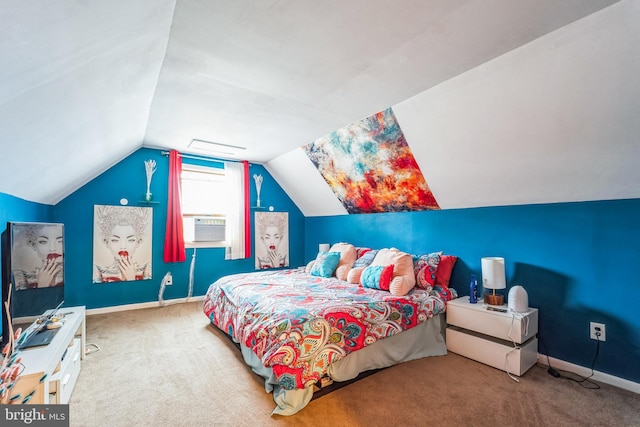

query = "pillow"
(434, 285), (457, 302)
(309, 251), (341, 278)
(352, 249), (378, 269)
(412, 252), (443, 290)
(347, 267), (365, 284)
(305, 260), (315, 274)
(356, 247), (372, 258)
(360, 265), (394, 291)
(330, 243), (358, 281)
(434, 255), (457, 288)
(370, 248), (416, 296)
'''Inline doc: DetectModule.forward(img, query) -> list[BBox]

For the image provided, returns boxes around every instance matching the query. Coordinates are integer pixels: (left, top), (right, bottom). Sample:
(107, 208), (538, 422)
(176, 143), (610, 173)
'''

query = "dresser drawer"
(446, 299), (538, 344)
(446, 326), (538, 376)
(51, 338), (82, 404)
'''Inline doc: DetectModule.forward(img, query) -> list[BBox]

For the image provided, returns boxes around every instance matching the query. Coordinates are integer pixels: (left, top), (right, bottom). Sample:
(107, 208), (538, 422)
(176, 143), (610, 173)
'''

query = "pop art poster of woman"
(255, 211), (289, 269)
(92, 205), (153, 283)
(11, 222), (65, 290)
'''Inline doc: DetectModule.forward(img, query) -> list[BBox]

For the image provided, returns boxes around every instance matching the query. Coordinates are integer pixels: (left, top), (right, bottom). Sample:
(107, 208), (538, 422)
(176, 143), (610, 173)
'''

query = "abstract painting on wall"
(303, 107), (439, 213)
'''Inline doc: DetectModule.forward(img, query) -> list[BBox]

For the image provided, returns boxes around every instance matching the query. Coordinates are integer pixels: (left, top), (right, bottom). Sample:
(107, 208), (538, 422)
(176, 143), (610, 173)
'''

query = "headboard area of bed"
(305, 242), (457, 299)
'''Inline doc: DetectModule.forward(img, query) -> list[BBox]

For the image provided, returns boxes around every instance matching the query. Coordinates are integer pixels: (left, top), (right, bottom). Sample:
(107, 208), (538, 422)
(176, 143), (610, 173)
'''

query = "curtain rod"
(160, 151), (246, 164)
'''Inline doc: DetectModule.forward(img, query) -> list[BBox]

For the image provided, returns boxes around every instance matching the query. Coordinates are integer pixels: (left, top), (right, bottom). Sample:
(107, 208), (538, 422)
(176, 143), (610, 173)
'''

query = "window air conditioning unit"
(191, 217), (226, 242)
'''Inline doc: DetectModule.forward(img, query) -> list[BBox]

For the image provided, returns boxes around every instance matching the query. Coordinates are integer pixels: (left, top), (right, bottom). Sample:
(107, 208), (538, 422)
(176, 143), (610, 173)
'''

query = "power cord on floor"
(85, 342), (101, 355)
(540, 334), (601, 390)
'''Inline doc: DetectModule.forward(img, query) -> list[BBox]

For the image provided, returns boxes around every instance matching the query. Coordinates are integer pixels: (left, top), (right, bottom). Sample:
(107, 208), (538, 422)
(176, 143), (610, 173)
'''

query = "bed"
(203, 246), (458, 415)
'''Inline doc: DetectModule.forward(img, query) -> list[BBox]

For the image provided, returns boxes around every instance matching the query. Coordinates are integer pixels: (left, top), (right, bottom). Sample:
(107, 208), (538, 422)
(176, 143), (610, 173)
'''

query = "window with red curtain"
(222, 160), (251, 260)
(164, 150), (186, 263)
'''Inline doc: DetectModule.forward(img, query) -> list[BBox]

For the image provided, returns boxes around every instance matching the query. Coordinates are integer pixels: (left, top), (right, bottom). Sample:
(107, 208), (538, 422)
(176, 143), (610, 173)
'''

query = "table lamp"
(482, 257), (506, 305)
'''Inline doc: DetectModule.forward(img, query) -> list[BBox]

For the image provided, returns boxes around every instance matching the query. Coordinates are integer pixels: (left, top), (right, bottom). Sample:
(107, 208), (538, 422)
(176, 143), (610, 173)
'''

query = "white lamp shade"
(318, 243), (330, 252)
(481, 257), (506, 290)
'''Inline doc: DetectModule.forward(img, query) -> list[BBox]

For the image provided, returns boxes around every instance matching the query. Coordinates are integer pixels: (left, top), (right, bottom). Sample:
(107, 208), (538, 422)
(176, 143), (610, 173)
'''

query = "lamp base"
(484, 294), (504, 306)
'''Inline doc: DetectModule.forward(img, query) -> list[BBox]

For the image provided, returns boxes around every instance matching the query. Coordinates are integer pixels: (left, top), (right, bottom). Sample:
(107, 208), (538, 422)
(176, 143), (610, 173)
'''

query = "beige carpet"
(69, 302), (639, 427)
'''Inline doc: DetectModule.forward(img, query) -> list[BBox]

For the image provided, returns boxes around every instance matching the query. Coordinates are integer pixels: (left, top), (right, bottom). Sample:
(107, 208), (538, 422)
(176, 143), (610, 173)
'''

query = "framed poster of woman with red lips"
(2, 222), (66, 344)
(9, 222), (64, 290)
(92, 205), (152, 283)
(255, 212), (288, 270)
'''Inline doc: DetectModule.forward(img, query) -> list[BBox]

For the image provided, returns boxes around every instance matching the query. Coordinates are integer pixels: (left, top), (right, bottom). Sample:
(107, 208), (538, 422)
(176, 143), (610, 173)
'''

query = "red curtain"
(164, 150), (186, 263)
(243, 160), (251, 259)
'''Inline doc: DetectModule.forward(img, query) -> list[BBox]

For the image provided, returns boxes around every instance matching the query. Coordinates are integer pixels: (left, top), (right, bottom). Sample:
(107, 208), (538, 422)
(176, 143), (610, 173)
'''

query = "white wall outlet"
(590, 322), (606, 341)
(165, 272), (172, 286)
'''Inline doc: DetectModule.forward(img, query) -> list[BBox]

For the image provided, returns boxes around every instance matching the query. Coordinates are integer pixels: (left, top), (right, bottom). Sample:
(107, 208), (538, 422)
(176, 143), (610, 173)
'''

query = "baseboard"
(86, 296), (204, 316)
(538, 353), (640, 394)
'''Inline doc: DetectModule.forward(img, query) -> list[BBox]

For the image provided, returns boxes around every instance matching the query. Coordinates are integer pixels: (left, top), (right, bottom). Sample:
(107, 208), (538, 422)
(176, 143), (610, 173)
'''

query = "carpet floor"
(69, 301), (640, 427)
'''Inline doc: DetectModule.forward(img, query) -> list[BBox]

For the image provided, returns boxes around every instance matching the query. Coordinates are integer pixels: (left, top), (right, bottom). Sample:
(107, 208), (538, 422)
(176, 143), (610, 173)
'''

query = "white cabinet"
(446, 297), (538, 376)
(13, 306), (85, 404)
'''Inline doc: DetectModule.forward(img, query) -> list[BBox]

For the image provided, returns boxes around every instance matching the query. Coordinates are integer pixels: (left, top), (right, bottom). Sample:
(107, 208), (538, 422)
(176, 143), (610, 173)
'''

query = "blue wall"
(0, 192), (54, 243)
(0, 193), (54, 281)
(0, 193), (53, 336)
(3, 154), (639, 385)
(52, 147), (304, 309)
(304, 200), (640, 384)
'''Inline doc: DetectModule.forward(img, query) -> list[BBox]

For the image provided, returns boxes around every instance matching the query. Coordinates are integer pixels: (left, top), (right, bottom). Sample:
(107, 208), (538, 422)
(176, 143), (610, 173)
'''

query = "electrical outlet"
(165, 272), (172, 286)
(590, 322), (606, 341)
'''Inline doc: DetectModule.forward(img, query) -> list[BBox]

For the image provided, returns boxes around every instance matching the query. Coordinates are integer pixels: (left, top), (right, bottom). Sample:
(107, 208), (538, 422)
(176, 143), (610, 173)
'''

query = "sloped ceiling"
(0, 0), (630, 210)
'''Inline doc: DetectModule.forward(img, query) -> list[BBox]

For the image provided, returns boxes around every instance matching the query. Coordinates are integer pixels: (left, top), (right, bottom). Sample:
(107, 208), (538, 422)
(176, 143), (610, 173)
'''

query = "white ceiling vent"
(188, 139), (247, 158)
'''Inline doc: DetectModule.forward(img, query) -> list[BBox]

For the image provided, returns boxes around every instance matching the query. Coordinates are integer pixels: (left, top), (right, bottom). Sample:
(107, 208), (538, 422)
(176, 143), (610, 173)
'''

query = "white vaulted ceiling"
(2, 0), (636, 215)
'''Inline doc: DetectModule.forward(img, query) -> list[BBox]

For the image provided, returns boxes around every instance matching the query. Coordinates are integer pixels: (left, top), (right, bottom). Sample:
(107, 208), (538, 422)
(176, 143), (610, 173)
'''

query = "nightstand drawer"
(447, 298), (538, 344)
(446, 326), (538, 376)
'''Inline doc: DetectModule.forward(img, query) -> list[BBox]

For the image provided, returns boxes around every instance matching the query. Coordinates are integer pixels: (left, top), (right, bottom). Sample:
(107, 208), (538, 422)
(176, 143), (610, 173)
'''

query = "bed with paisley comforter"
(203, 262), (457, 415)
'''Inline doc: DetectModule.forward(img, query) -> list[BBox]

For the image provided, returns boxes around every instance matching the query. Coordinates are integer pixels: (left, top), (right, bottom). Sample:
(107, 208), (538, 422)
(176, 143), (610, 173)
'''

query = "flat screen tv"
(1, 221), (65, 345)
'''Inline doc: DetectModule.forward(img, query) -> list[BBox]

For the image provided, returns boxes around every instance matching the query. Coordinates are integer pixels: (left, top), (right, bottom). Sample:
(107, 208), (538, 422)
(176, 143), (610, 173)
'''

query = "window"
(181, 163), (228, 248)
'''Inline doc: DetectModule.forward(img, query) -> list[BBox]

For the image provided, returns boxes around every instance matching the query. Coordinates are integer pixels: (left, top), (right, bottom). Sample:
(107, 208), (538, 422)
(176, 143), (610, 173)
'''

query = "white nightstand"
(445, 297), (538, 376)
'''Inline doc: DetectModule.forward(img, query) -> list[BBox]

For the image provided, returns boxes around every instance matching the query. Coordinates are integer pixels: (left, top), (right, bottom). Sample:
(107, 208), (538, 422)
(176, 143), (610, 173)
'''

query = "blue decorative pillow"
(360, 264), (394, 291)
(310, 251), (341, 278)
(353, 249), (378, 269)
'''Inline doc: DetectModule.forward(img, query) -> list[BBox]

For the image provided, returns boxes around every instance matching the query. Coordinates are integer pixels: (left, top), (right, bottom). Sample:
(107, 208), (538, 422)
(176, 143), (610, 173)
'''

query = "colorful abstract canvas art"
(303, 108), (439, 213)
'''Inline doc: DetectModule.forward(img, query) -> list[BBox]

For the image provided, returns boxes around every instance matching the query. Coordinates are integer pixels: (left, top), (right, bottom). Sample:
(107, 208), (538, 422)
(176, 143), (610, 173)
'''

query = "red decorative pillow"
(434, 255), (457, 288)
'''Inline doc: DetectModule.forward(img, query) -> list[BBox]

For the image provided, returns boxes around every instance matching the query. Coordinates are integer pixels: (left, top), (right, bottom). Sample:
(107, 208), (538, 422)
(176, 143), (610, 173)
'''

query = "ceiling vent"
(188, 139), (246, 157)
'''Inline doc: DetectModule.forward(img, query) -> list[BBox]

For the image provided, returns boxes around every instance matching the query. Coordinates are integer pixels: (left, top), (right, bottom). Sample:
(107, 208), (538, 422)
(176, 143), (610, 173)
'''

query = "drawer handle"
(62, 373), (71, 387)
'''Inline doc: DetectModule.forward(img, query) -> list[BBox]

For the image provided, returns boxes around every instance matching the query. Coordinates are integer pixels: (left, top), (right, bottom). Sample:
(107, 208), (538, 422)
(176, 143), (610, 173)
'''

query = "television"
(1, 222), (65, 345)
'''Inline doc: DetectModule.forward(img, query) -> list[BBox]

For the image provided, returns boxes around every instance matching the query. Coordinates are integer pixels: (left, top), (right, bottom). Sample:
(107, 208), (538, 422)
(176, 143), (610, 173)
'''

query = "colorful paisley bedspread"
(203, 268), (456, 390)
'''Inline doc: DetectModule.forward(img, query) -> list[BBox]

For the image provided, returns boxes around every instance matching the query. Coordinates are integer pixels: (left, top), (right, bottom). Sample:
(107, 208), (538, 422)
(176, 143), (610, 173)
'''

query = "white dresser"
(13, 306), (86, 404)
(446, 297), (538, 376)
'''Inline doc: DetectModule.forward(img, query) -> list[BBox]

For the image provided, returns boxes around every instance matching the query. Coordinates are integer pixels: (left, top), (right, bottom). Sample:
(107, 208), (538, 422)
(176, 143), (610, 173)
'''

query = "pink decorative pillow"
(435, 255), (457, 288)
(347, 267), (365, 284)
(360, 265), (394, 291)
(370, 248), (416, 296)
(329, 243), (358, 280)
(305, 260), (316, 274)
